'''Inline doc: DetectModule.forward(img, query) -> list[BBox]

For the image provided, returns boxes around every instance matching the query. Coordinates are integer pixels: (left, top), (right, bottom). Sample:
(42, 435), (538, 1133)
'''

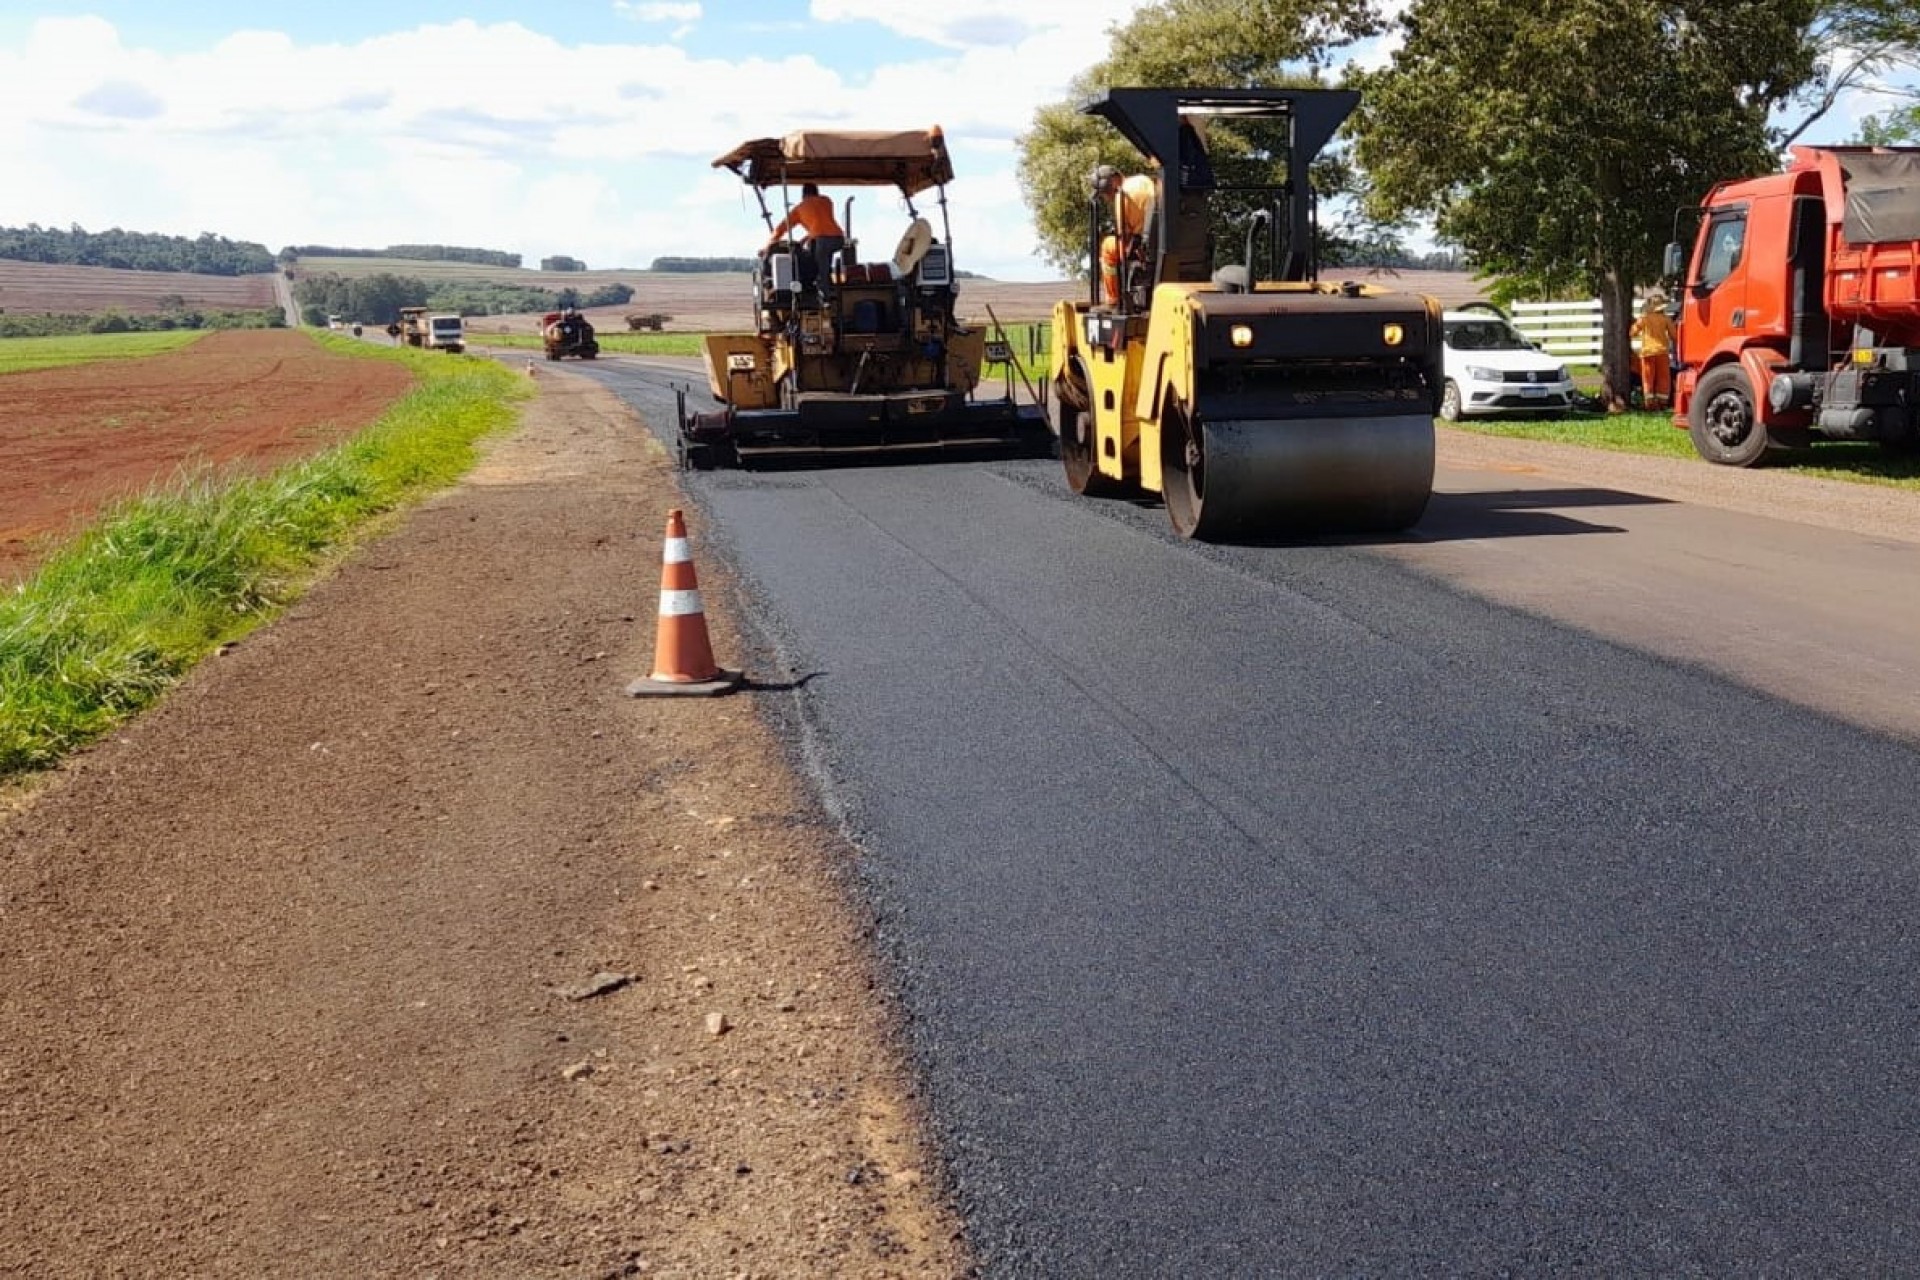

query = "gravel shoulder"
(0, 371), (967, 1278)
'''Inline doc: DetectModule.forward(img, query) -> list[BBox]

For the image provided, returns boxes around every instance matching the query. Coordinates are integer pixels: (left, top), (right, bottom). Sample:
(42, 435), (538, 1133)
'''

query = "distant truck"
(540, 308), (599, 360)
(1664, 144), (1920, 465)
(389, 307), (466, 354)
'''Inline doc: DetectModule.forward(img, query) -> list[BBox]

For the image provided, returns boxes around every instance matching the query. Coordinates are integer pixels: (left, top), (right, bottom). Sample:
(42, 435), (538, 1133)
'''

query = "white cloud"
(617, 2), (703, 20)
(0, 8), (1184, 280)
(811, 1), (1148, 52)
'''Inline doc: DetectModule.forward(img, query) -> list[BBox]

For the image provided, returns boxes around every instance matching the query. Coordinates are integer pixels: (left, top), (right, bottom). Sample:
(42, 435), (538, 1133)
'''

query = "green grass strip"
(1444, 410), (1698, 458)
(0, 330), (207, 374)
(0, 341), (526, 778)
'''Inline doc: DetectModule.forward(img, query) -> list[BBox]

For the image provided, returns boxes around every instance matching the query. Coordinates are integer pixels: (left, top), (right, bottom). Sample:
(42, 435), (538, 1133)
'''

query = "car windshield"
(1445, 318), (1531, 351)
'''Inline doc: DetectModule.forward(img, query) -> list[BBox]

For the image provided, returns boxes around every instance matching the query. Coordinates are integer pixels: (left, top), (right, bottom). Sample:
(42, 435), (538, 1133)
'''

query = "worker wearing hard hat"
(764, 183), (844, 252)
(1630, 293), (1677, 410)
(1095, 168), (1157, 305)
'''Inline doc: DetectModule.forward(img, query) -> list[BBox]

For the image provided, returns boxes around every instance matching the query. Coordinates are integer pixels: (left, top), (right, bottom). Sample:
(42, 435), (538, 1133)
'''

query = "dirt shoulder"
(0, 371), (967, 1277)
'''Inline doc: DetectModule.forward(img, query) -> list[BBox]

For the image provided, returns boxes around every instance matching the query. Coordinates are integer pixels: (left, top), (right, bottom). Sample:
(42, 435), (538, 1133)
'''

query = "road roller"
(1050, 88), (1441, 540)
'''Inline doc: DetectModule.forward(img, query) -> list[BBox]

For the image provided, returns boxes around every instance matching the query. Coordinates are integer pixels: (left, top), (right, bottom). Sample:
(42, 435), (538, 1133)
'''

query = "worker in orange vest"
(764, 183), (843, 252)
(1630, 293), (1677, 410)
(1095, 169), (1157, 305)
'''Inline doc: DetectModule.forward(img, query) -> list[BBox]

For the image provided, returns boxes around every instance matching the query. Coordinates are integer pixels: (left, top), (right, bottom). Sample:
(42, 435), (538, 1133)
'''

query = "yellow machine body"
(678, 125), (1046, 467)
(1052, 88), (1442, 539)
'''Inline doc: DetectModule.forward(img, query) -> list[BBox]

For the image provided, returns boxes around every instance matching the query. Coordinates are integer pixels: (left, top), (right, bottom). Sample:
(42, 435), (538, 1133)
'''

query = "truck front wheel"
(1689, 365), (1771, 467)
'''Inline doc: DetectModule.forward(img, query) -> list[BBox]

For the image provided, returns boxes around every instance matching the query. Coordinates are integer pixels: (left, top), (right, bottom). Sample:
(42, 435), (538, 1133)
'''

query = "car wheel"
(1439, 380), (1463, 423)
(1688, 365), (1771, 466)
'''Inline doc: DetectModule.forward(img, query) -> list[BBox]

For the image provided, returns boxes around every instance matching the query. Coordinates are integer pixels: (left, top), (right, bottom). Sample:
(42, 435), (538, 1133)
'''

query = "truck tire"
(1689, 364), (1771, 467)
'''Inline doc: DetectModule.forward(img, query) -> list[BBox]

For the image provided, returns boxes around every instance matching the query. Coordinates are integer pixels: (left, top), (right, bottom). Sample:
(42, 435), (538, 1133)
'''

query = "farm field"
(0, 330), (205, 374)
(2, 253), (1483, 332)
(0, 259), (275, 313)
(0, 329), (413, 584)
(459, 266), (1487, 339)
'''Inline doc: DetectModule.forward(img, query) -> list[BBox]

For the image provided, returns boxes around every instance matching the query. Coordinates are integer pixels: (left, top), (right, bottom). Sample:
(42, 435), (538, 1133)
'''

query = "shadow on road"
(1410, 485), (1671, 542)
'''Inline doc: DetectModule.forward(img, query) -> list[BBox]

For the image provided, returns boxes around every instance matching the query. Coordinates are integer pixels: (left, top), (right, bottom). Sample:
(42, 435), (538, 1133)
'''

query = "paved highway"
(571, 355), (1920, 1276)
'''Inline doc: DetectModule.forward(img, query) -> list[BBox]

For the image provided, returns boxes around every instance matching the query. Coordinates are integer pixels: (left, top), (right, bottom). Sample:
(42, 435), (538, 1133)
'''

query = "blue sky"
(0, 1), (1166, 281)
(0, 3), (1911, 283)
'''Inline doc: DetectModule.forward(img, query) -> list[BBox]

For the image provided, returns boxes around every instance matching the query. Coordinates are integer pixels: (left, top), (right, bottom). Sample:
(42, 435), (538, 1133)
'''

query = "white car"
(1439, 306), (1574, 421)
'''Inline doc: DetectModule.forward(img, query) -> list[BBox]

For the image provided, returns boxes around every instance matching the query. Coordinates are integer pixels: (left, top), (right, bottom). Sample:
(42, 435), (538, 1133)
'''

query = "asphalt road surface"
(570, 355), (1920, 1276)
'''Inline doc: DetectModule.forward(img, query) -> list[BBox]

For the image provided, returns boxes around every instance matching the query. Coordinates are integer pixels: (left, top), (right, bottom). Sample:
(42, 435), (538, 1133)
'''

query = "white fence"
(1506, 297), (1664, 365)
(1508, 299), (1603, 363)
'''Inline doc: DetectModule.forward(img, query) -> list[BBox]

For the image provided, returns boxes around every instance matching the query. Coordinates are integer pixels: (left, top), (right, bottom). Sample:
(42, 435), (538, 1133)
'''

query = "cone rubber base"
(626, 669), (745, 699)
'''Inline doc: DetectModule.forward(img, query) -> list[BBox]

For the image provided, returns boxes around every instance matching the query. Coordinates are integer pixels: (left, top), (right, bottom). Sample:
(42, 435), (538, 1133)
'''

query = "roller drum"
(1164, 412), (1434, 540)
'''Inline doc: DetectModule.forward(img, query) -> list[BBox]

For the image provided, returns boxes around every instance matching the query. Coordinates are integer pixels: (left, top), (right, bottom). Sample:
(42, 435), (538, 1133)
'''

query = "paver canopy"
(711, 128), (953, 194)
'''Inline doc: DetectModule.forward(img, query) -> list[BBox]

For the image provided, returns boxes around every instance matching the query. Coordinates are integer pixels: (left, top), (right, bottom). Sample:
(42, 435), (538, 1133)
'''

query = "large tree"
(1016, 0), (1390, 278)
(1352, 0), (1920, 409)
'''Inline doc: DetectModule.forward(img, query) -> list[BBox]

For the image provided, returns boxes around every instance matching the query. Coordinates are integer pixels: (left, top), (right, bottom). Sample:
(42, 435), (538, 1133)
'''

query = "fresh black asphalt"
(577, 358), (1920, 1277)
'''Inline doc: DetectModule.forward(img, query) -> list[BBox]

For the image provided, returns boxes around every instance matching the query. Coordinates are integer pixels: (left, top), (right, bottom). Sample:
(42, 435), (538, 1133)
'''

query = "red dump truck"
(1665, 144), (1920, 465)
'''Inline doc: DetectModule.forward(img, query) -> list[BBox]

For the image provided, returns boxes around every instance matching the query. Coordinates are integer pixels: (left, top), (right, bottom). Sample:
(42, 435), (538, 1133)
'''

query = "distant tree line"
(0, 224), (276, 275)
(278, 244), (524, 269)
(1333, 245), (1470, 271)
(292, 271), (633, 325)
(540, 255), (587, 271)
(650, 256), (758, 273)
(0, 308), (284, 338)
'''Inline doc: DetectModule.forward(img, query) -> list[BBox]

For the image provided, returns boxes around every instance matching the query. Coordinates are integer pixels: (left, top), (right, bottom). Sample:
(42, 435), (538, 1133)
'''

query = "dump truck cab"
(1667, 145), (1920, 464)
(679, 125), (1046, 467)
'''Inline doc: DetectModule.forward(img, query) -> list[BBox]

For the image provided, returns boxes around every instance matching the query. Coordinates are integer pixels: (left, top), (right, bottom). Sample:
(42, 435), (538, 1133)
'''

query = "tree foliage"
(1857, 102), (1920, 144)
(1016, 0), (1392, 277)
(649, 256), (759, 273)
(279, 244), (524, 269)
(1780, 0), (1920, 144)
(292, 272), (430, 325)
(291, 271), (633, 322)
(1353, 0), (1828, 405)
(0, 309), (283, 338)
(0, 224), (275, 275)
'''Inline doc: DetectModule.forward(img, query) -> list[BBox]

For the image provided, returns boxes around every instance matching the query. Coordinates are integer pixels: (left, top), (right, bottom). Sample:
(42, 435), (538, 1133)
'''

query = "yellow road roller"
(1051, 88), (1441, 540)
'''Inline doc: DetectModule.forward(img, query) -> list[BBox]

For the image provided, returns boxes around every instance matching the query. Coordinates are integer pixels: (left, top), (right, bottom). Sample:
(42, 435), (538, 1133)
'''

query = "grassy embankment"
(0, 335), (526, 779)
(0, 330), (206, 373)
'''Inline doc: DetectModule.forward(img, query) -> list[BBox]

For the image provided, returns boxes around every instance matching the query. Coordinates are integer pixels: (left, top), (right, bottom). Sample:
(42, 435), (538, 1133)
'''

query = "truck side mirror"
(1661, 241), (1683, 281)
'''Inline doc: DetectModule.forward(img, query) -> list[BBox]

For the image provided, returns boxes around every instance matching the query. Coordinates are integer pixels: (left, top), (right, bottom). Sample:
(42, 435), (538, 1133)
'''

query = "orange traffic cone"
(626, 509), (743, 698)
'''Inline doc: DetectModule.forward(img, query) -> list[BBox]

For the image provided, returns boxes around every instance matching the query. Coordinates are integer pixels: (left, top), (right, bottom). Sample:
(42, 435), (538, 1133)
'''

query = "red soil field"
(0, 330), (414, 585)
(0, 260), (275, 315)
